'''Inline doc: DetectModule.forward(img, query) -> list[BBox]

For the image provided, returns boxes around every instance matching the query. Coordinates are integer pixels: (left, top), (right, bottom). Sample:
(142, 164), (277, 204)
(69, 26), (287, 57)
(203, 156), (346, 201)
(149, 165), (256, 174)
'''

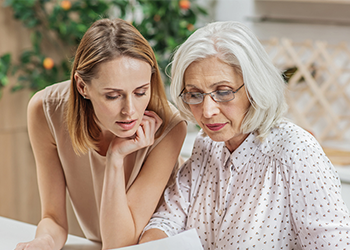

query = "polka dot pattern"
(144, 121), (350, 249)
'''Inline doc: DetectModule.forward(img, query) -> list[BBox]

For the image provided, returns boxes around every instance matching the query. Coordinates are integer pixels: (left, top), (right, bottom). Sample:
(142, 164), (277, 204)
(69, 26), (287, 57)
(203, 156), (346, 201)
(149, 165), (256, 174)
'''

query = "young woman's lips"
(116, 120), (137, 130)
(205, 123), (226, 131)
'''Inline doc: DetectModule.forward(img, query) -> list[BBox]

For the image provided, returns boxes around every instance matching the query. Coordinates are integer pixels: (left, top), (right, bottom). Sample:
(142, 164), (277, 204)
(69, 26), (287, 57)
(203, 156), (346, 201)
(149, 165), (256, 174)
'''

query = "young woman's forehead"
(91, 57), (152, 90)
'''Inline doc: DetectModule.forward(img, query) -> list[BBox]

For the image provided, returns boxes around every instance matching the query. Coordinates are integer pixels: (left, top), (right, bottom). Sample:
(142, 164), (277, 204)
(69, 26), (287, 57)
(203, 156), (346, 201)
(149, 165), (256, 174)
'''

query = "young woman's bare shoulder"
(27, 89), (46, 119)
(27, 89), (52, 142)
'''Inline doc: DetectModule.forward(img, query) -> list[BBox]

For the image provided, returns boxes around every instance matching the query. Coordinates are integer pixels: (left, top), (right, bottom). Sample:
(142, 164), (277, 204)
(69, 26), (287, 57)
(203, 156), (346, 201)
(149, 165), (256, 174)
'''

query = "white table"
(0, 216), (101, 250)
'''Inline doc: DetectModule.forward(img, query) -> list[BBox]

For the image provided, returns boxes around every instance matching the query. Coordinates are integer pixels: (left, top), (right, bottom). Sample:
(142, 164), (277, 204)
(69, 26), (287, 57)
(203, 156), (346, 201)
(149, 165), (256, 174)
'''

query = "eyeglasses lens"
(182, 90), (234, 104)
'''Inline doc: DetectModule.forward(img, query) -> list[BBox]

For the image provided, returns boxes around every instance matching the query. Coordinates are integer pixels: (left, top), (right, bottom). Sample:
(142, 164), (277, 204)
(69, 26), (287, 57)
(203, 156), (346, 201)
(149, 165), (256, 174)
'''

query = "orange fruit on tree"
(43, 57), (54, 70)
(61, 0), (72, 11)
(153, 14), (161, 22)
(187, 23), (194, 31)
(179, 0), (190, 10)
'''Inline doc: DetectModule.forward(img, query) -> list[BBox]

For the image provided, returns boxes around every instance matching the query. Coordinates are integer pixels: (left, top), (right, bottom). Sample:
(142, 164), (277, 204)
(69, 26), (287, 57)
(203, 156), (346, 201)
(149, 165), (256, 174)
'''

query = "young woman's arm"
(138, 228), (168, 243)
(15, 90), (68, 250)
(100, 112), (186, 249)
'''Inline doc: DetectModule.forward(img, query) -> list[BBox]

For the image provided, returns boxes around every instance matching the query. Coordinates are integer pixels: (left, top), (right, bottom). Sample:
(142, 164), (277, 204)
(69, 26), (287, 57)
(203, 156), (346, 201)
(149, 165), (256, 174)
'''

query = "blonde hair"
(170, 21), (288, 141)
(66, 18), (170, 154)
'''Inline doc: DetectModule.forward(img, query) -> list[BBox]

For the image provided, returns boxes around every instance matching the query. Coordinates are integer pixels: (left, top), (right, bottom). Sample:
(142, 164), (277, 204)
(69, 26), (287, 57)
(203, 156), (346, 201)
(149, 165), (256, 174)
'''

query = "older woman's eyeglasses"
(179, 83), (245, 105)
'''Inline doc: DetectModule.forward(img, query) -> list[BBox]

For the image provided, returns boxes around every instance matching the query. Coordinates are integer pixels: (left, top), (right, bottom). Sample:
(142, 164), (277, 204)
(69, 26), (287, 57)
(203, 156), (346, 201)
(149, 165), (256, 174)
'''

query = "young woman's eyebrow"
(135, 83), (150, 90)
(103, 83), (150, 91)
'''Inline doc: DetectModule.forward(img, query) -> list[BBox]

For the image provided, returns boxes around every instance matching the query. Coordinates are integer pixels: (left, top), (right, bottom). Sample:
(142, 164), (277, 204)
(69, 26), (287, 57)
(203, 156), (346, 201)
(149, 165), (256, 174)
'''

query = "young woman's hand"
(15, 235), (55, 250)
(107, 110), (163, 161)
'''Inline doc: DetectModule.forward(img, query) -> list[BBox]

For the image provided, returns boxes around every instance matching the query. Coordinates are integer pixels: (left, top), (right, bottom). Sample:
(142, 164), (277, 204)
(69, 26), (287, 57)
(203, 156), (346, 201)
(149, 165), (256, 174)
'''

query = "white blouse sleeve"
(284, 139), (350, 248)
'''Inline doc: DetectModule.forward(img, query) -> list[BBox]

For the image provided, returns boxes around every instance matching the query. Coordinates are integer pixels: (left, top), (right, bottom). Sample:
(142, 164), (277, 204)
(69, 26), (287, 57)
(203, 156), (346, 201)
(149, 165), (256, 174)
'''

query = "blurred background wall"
(0, 4), (40, 224)
(216, 0), (350, 43)
(0, 2), (84, 236)
(1, 0), (349, 238)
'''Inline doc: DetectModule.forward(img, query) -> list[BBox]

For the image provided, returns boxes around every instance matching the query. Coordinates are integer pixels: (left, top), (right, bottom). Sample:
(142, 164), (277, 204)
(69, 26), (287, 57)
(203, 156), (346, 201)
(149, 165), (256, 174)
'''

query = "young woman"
(16, 18), (186, 250)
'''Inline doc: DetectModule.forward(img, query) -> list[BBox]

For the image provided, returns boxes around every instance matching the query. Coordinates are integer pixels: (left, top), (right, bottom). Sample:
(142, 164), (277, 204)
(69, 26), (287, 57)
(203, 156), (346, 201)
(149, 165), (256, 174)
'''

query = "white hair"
(170, 21), (288, 141)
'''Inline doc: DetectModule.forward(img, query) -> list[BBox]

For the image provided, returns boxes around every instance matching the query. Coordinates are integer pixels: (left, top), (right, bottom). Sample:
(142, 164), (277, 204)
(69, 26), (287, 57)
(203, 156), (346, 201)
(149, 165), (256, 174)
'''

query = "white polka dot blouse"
(143, 121), (350, 249)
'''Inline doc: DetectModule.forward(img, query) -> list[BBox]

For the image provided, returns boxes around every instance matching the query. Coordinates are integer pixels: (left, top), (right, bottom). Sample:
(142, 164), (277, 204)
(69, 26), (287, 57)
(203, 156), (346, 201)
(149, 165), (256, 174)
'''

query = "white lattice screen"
(262, 38), (350, 146)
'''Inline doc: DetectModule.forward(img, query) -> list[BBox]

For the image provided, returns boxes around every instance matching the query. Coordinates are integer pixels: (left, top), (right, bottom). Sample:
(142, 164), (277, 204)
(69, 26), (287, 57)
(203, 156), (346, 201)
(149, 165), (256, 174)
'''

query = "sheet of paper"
(113, 229), (203, 250)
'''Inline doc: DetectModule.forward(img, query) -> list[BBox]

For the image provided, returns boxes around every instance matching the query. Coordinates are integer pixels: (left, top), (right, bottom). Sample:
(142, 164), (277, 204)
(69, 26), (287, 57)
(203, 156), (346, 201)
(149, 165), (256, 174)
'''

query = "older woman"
(139, 21), (350, 249)
(16, 18), (186, 250)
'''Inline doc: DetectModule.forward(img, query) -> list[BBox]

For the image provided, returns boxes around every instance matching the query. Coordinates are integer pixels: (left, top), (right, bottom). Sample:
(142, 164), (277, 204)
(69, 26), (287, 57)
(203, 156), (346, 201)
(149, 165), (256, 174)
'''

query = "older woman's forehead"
(184, 57), (243, 88)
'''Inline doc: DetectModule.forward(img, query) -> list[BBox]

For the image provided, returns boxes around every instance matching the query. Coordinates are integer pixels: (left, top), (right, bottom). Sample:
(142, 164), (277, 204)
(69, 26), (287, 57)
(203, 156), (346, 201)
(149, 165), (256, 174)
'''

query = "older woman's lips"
(116, 120), (137, 130)
(205, 123), (226, 131)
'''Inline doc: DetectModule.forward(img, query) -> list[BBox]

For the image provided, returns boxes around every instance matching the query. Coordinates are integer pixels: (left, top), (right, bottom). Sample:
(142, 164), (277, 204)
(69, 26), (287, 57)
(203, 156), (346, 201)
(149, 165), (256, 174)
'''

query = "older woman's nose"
(202, 95), (219, 118)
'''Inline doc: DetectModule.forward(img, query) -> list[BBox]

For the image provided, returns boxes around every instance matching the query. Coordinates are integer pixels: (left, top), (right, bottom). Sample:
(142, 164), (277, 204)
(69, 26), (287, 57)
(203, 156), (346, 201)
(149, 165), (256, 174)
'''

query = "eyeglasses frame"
(179, 83), (245, 105)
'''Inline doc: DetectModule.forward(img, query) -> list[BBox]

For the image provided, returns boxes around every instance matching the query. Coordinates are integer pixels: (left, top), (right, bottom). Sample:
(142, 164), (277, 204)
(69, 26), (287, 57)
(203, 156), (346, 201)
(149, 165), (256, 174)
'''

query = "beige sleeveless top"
(42, 80), (184, 241)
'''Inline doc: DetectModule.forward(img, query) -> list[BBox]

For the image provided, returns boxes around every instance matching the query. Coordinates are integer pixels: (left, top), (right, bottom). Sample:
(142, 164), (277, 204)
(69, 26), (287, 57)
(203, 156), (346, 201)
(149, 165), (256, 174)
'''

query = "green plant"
(132, 0), (208, 83)
(0, 53), (11, 97)
(1, 0), (207, 95)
